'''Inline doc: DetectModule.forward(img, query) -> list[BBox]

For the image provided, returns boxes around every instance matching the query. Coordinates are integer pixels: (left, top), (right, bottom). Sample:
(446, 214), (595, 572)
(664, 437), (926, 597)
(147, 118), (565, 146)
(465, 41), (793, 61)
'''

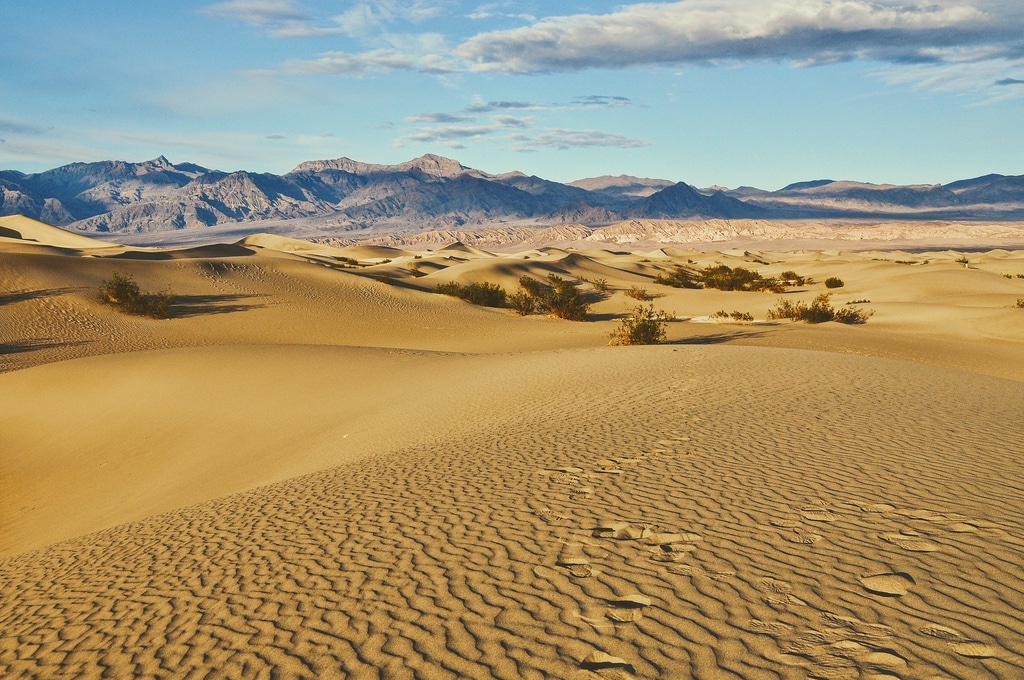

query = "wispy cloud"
(405, 115), (527, 143)
(0, 118), (51, 135)
(405, 112), (474, 123)
(201, 0), (444, 38)
(510, 129), (651, 152)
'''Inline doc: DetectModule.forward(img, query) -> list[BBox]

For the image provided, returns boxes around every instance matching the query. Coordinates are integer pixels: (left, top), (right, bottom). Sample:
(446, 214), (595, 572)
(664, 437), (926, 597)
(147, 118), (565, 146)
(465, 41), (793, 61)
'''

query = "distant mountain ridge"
(2, 154), (1022, 236)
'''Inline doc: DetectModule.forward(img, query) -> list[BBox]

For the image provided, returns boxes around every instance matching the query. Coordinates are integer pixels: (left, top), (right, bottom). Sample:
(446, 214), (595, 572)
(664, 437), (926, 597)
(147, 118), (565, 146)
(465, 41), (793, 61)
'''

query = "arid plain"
(2, 214), (1023, 679)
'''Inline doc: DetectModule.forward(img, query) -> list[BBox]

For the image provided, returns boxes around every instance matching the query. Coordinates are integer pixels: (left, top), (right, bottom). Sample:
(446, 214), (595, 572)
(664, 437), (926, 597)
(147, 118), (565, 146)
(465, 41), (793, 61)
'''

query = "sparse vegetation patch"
(626, 286), (649, 301)
(710, 310), (754, 322)
(510, 274), (590, 321)
(434, 281), (507, 307)
(609, 304), (671, 345)
(768, 293), (871, 324)
(98, 272), (176, 319)
(824, 277), (845, 289)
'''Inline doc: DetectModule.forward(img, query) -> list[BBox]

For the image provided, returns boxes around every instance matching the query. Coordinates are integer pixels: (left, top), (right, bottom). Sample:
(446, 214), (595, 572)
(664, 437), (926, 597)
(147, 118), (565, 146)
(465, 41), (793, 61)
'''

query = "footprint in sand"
(858, 648), (908, 672)
(949, 641), (999, 659)
(606, 594), (652, 623)
(593, 521), (653, 540)
(536, 508), (570, 524)
(579, 651), (635, 675)
(593, 460), (624, 475)
(556, 541), (591, 569)
(748, 619), (794, 636)
(757, 578), (807, 609)
(880, 531), (939, 552)
(943, 522), (979, 534)
(801, 508), (838, 522)
(918, 624), (964, 641)
(783, 529), (823, 544)
(859, 572), (916, 597)
(569, 485), (595, 501)
(665, 564), (734, 581)
(894, 508), (947, 521)
(769, 516), (803, 528)
(549, 469), (583, 485)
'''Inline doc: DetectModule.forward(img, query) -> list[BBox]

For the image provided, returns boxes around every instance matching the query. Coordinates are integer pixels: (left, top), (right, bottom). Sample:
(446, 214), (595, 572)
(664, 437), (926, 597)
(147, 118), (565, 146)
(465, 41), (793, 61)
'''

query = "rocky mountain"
(2, 154), (1022, 236)
(724, 175), (1024, 217)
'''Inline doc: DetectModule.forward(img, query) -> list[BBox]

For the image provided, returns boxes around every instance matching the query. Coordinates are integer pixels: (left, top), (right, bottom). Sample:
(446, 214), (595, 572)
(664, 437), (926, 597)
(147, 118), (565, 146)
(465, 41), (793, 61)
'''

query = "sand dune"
(2, 346), (1022, 678)
(2, 219), (1024, 678)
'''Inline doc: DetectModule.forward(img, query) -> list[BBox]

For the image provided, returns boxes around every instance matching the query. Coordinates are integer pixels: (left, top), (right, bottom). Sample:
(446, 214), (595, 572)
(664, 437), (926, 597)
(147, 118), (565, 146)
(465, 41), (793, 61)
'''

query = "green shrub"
(699, 264), (785, 293)
(98, 272), (175, 319)
(779, 270), (805, 286)
(768, 293), (870, 324)
(626, 285), (649, 301)
(653, 266), (701, 289)
(824, 277), (844, 289)
(711, 310), (754, 322)
(833, 305), (872, 324)
(508, 290), (536, 315)
(434, 281), (507, 307)
(609, 304), (670, 345)
(513, 274), (589, 321)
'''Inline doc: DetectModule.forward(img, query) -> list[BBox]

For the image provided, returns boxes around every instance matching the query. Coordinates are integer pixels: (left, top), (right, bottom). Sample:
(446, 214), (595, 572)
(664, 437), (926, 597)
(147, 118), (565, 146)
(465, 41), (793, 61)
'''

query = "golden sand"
(2, 217), (1023, 678)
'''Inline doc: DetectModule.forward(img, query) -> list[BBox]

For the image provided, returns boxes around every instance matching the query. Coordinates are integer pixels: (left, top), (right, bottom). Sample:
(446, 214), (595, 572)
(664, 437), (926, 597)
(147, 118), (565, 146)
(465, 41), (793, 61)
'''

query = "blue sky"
(1, 0), (1022, 189)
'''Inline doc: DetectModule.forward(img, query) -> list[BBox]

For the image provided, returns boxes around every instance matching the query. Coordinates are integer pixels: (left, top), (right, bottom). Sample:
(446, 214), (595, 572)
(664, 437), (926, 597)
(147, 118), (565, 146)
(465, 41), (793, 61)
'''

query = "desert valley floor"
(1, 214), (1023, 679)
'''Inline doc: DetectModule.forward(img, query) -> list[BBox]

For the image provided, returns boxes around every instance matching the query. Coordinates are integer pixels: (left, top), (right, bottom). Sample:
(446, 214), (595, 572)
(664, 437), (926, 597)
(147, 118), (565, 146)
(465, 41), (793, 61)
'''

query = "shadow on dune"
(669, 331), (766, 345)
(0, 288), (78, 306)
(0, 338), (89, 355)
(169, 293), (265, 318)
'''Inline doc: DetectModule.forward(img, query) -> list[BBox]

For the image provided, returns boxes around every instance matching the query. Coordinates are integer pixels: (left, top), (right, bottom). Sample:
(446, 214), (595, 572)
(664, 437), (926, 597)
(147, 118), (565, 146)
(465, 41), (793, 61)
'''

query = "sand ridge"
(1, 346), (1022, 678)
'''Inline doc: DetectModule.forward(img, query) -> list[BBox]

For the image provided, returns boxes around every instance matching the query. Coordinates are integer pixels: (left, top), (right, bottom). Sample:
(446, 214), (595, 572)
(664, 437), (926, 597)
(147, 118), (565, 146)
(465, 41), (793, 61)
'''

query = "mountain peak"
(398, 154), (468, 178)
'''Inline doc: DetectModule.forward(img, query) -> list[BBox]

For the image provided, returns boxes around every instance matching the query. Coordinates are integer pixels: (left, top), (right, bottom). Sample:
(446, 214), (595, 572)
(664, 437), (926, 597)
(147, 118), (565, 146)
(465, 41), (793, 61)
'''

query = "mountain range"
(2, 154), (1022, 236)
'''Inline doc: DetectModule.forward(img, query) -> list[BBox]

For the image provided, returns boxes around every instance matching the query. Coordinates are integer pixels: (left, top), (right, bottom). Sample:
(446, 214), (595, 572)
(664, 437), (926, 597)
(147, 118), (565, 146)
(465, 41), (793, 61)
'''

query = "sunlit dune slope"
(1, 345), (1022, 678)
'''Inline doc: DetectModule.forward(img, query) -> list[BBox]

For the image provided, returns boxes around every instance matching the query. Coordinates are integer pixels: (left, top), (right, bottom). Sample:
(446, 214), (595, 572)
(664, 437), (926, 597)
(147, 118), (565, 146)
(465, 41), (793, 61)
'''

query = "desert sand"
(2, 214), (1023, 679)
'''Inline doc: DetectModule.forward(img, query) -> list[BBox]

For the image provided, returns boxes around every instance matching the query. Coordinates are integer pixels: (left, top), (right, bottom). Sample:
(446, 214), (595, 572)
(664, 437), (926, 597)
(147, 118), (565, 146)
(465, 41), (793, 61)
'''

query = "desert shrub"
(833, 305), (872, 324)
(591, 278), (609, 292)
(609, 304), (670, 345)
(626, 286), (649, 301)
(779, 270), (805, 286)
(512, 274), (589, 321)
(955, 255), (969, 265)
(508, 290), (535, 315)
(1017, 298), (1024, 309)
(824, 277), (845, 289)
(654, 266), (701, 289)
(700, 265), (785, 293)
(846, 299), (871, 305)
(710, 310), (753, 322)
(769, 293), (870, 324)
(1017, 274), (1024, 279)
(98, 272), (175, 319)
(434, 281), (507, 307)
(544, 274), (589, 320)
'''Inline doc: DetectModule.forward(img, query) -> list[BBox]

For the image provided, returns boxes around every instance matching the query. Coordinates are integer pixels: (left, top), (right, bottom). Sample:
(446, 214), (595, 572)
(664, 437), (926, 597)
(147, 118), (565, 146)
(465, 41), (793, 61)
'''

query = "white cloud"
(510, 129), (651, 152)
(457, 1), (997, 73)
